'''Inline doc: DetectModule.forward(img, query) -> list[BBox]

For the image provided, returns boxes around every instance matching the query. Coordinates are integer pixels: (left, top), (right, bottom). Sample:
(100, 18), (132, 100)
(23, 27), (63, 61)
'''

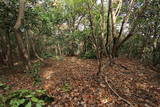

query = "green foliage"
(0, 94), (6, 107)
(52, 56), (64, 61)
(80, 50), (97, 59)
(152, 49), (160, 67)
(0, 89), (54, 107)
(0, 82), (9, 91)
(120, 34), (160, 68)
(41, 52), (54, 59)
(29, 62), (41, 85)
(0, 0), (159, 70)
(120, 35), (143, 58)
(0, 82), (9, 107)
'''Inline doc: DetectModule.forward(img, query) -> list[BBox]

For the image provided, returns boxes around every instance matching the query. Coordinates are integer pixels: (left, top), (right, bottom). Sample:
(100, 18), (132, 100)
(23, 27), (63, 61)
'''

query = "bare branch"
(117, 0), (149, 49)
(117, 0), (135, 40)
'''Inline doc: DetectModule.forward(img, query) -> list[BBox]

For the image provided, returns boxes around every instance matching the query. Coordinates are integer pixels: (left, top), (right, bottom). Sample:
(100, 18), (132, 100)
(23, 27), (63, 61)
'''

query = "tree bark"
(27, 30), (43, 61)
(14, 0), (31, 70)
(111, 0), (148, 58)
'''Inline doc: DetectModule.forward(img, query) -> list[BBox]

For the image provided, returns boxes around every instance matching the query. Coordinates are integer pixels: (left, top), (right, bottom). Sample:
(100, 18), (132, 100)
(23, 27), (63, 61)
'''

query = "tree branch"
(117, 0), (149, 50)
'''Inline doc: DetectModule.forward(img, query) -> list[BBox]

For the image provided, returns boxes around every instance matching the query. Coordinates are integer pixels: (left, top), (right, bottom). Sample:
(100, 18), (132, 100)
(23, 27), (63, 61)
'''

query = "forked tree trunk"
(14, 0), (31, 70)
(111, 0), (148, 58)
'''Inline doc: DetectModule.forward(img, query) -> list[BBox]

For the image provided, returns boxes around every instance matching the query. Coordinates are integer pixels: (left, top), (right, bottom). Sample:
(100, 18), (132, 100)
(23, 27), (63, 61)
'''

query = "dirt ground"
(0, 57), (160, 107)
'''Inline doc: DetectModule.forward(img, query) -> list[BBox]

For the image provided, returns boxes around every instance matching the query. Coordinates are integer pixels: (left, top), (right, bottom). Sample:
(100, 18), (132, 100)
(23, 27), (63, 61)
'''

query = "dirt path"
(40, 57), (160, 107)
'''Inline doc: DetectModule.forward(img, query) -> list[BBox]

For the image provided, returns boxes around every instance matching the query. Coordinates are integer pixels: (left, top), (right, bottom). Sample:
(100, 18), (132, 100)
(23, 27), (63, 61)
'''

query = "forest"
(0, 0), (160, 106)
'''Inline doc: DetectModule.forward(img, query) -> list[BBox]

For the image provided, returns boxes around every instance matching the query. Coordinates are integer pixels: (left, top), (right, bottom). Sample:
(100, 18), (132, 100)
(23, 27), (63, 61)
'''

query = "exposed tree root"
(104, 75), (134, 107)
(99, 62), (134, 107)
(115, 63), (129, 70)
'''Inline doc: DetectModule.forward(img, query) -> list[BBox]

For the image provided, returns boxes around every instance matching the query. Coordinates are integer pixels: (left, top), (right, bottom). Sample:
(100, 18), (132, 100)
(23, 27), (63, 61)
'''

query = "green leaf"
(0, 83), (4, 87)
(36, 103), (42, 107)
(31, 97), (44, 104)
(31, 97), (39, 103)
(25, 102), (32, 107)
(9, 98), (25, 107)
(25, 95), (33, 98)
(36, 90), (45, 94)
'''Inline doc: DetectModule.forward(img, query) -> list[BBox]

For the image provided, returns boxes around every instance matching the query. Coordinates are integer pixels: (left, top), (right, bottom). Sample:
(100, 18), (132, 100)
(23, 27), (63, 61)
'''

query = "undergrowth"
(80, 50), (97, 59)
(0, 89), (54, 107)
(29, 62), (41, 85)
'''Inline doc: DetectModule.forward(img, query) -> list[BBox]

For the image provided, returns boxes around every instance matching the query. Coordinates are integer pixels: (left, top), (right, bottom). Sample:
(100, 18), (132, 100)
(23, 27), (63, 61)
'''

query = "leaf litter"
(0, 57), (160, 106)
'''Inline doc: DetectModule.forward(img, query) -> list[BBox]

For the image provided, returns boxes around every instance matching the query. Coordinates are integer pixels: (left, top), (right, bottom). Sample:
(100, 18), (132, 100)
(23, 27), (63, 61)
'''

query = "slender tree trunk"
(6, 31), (14, 68)
(0, 34), (7, 65)
(25, 31), (31, 58)
(27, 30), (43, 61)
(58, 43), (62, 56)
(152, 21), (158, 66)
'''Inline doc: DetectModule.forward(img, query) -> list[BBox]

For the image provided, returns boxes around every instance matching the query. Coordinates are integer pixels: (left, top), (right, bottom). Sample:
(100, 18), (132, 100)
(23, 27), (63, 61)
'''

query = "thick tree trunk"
(0, 28), (13, 67)
(0, 6), (14, 68)
(14, 0), (31, 70)
(15, 31), (31, 70)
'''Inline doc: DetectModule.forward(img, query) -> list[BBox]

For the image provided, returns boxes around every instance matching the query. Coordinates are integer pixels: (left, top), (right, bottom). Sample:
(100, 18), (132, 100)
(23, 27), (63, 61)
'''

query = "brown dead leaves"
(0, 57), (160, 106)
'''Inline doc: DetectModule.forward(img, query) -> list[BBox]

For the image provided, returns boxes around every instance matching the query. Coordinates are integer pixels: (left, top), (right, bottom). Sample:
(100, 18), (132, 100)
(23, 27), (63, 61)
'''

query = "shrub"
(80, 50), (97, 59)
(41, 52), (54, 59)
(0, 89), (54, 107)
(29, 62), (41, 85)
(0, 82), (9, 91)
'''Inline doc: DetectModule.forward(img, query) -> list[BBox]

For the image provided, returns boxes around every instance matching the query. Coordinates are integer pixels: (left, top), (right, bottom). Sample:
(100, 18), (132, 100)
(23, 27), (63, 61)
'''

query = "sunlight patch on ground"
(41, 69), (54, 79)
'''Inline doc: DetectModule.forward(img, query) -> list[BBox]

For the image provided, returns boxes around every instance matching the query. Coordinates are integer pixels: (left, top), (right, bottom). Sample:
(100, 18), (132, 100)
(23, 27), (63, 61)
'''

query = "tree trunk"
(14, 0), (31, 70)
(15, 31), (31, 70)
(111, 0), (148, 58)
(27, 30), (43, 61)
(6, 31), (14, 68)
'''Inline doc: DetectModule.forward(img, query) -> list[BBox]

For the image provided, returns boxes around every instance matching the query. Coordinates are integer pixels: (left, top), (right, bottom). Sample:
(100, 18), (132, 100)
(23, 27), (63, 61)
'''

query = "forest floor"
(0, 57), (160, 107)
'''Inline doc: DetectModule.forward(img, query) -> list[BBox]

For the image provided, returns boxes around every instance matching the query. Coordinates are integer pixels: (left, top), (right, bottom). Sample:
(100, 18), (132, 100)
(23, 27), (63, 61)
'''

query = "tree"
(14, 0), (31, 70)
